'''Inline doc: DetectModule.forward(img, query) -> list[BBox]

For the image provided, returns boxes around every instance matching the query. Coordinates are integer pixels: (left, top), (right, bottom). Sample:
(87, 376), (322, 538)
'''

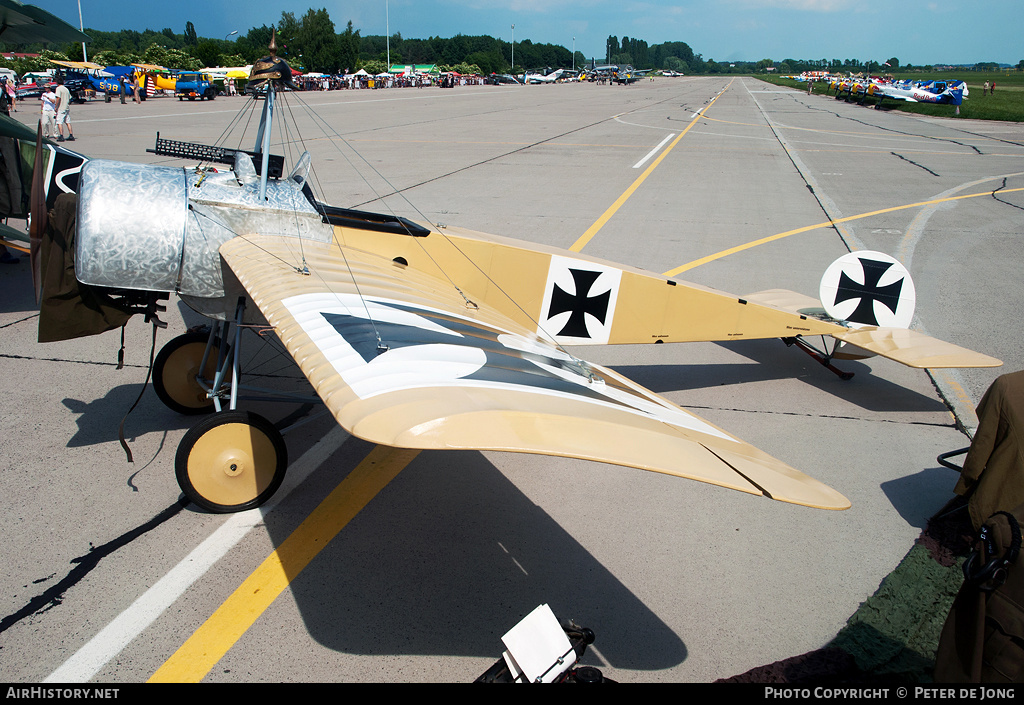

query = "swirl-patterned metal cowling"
(75, 153), (333, 319)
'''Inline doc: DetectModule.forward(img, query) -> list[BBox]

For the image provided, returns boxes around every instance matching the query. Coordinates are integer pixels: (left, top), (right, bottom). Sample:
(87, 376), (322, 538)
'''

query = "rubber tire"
(152, 331), (230, 415)
(175, 411), (287, 513)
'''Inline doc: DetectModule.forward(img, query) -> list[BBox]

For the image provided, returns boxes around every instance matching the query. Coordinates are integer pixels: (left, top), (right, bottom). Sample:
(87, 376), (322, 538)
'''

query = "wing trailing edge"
(830, 327), (1002, 369)
(744, 288), (1002, 369)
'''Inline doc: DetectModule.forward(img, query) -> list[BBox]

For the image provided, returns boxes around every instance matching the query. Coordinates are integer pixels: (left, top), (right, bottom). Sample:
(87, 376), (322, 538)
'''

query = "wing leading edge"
(220, 235), (850, 511)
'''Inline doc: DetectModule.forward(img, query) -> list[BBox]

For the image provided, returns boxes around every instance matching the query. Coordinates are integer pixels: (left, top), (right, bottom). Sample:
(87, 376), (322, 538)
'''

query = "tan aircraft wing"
(220, 234), (850, 511)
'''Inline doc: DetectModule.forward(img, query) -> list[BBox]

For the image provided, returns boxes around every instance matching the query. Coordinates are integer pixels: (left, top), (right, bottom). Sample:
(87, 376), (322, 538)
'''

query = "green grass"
(757, 71), (1024, 122)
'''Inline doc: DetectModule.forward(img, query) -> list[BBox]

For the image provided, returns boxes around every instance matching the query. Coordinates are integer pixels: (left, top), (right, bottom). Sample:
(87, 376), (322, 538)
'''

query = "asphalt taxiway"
(1, 76), (1022, 683)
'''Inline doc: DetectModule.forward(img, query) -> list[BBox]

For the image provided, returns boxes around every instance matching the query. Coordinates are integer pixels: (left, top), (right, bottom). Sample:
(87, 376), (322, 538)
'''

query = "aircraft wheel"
(153, 331), (230, 415)
(176, 411), (287, 513)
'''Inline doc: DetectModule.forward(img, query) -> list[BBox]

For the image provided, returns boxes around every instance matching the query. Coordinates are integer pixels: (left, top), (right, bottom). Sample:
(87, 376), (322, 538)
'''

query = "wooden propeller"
(28, 119), (46, 303)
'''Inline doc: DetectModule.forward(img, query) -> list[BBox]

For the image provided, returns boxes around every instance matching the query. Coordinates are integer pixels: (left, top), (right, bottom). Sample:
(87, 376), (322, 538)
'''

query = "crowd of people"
(292, 72), (488, 91)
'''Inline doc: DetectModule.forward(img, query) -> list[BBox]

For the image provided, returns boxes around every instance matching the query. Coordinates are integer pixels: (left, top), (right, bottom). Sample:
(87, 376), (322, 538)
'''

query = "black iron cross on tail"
(548, 268), (611, 339)
(835, 258), (905, 326)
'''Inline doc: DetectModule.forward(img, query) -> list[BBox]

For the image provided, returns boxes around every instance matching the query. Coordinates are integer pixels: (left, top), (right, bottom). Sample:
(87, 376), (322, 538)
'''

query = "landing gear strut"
(783, 336), (855, 380)
(153, 299), (324, 512)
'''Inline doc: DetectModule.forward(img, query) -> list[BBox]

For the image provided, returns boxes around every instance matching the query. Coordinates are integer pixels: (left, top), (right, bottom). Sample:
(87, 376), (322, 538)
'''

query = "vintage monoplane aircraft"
(524, 68), (566, 84)
(19, 43), (1001, 517)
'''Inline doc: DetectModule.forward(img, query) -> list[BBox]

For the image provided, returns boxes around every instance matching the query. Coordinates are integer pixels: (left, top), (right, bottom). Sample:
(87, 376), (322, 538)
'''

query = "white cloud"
(729, 0), (854, 10)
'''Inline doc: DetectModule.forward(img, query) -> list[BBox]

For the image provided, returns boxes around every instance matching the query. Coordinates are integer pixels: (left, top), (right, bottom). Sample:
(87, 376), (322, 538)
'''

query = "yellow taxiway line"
(148, 445), (419, 683)
(569, 80), (733, 253)
(663, 186), (1024, 276)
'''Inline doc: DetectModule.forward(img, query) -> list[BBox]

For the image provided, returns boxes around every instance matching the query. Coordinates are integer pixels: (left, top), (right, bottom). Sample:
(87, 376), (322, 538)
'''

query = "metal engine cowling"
(75, 160), (188, 294)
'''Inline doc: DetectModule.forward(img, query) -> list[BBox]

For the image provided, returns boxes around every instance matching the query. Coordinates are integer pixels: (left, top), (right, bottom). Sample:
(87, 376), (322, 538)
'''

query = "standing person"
(4, 77), (15, 112)
(54, 77), (74, 142)
(128, 72), (140, 103)
(118, 75), (126, 104)
(40, 85), (57, 139)
(0, 77), (10, 116)
(983, 80), (990, 96)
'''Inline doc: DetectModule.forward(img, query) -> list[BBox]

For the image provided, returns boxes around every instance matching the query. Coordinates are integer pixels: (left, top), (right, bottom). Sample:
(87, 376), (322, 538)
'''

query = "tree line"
(0, 8), (1019, 77)
(0, 9), (580, 76)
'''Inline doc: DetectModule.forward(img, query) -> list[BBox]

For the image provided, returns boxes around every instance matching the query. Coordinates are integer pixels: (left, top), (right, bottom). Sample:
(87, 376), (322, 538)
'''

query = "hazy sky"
(40, 0), (1021, 67)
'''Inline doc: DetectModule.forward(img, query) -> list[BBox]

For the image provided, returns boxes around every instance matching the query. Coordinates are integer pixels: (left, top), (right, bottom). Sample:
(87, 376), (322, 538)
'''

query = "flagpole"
(77, 0), (87, 62)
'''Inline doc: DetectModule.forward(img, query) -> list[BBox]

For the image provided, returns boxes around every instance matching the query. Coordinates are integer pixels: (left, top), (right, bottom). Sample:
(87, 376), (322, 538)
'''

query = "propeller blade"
(29, 119), (47, 304)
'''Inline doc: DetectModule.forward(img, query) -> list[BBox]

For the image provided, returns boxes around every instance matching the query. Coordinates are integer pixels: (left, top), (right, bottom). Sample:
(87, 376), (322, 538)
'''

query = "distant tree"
(648, 41), (692, 72)
(276, 11), (301, 60)
(91, 48), (142, 67)
(886, 57), (900, 69)
(238, 25), (274, 61)
(191, 39), (222, 68)
(338, 20), (360, 74)
(144, 44), (201, 70)
(606, 36), (618, 63)
(299, 8), (340, 73)
(400, 37), (436, 65)
(450, 62), (482, 75)
(466, 50), (502, 74)
(184, 21), (197, 46)
(664, 56), (687, 73)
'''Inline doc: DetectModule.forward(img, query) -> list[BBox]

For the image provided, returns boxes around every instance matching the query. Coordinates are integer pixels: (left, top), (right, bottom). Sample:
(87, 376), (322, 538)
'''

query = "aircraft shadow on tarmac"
(263, 442), (689, 673)
(613, 338), (948, 414)
(880, 466), (964, 531)
(62, 388), (196, 448)
(0, 262), (35, 315)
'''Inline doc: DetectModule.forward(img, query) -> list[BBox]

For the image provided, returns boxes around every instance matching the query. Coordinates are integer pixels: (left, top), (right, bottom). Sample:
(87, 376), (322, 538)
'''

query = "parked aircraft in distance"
(487, 73), (521, 85)
(827, 75), (967, 108)
(612, 65), (650, 84)
(524, 68), (566, 83)
(873, 79), (968, 106)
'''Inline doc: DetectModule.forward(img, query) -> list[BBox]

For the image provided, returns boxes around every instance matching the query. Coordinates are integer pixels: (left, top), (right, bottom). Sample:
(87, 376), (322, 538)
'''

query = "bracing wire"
(283, 90), (598, 375)
(188, 85), (593, 372)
